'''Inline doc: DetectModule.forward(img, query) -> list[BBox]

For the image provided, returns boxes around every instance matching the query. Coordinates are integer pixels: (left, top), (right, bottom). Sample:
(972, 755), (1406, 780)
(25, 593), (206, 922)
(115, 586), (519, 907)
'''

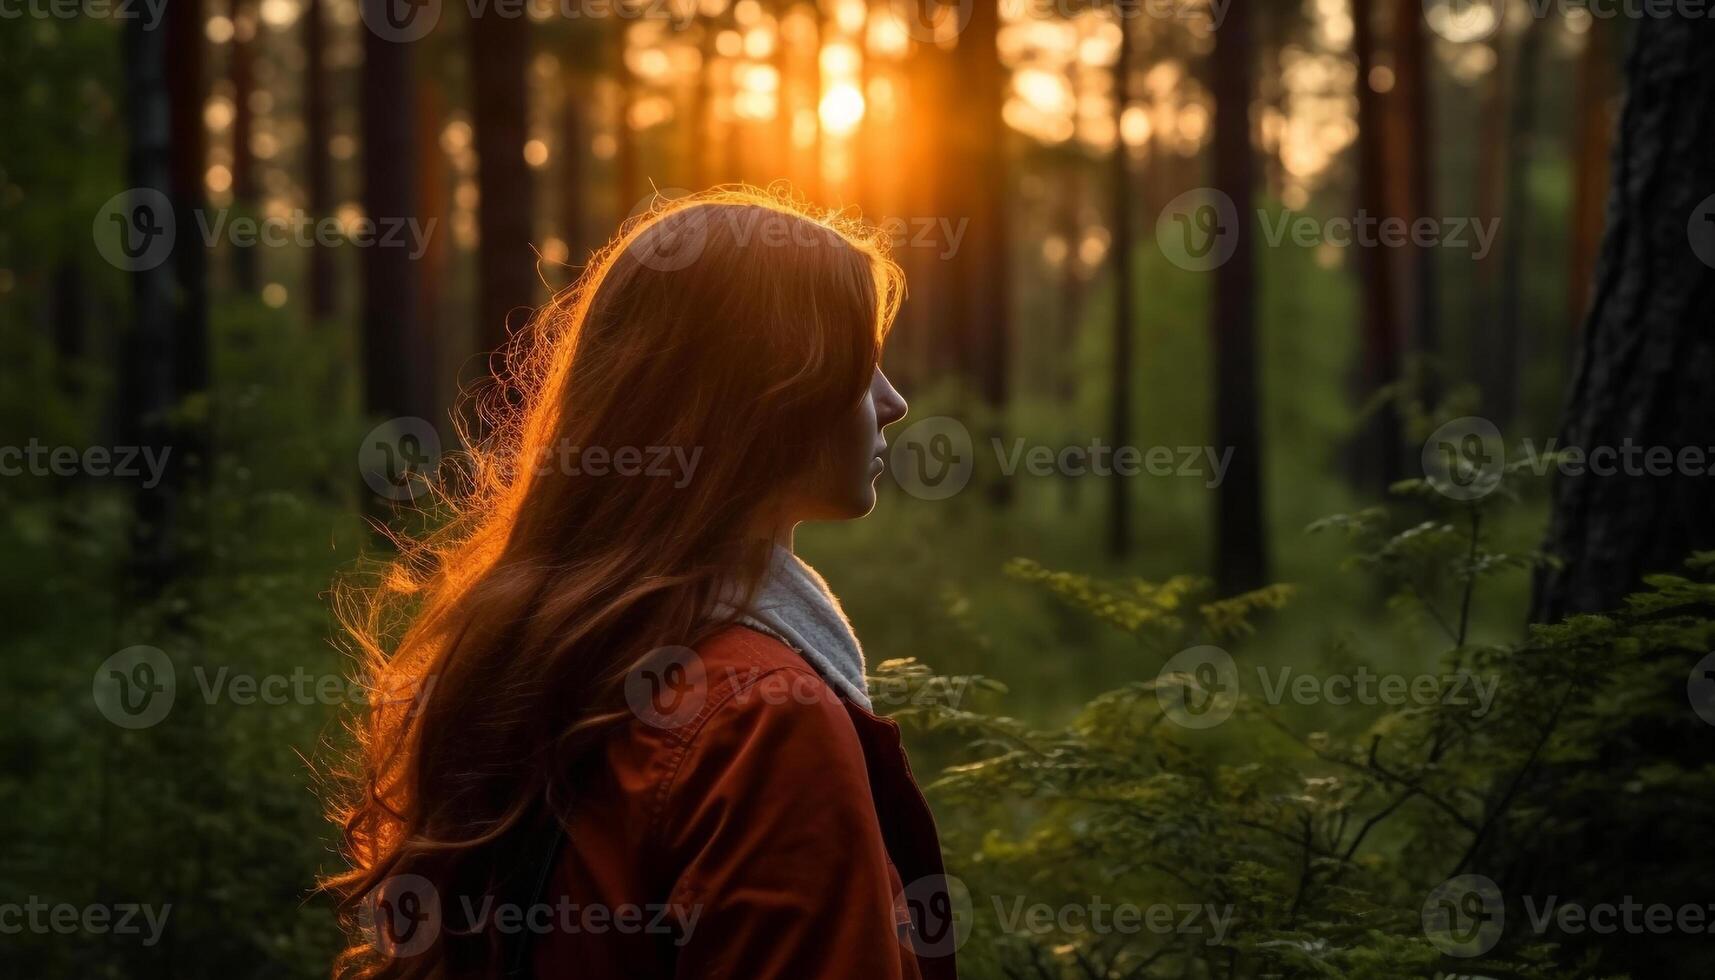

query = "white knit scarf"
(711, 545), (872, 710)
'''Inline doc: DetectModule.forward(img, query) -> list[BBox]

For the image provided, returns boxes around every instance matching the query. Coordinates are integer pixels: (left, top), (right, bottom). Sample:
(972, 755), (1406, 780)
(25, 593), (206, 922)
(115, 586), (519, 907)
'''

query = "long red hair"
(322, 187), (904, 978)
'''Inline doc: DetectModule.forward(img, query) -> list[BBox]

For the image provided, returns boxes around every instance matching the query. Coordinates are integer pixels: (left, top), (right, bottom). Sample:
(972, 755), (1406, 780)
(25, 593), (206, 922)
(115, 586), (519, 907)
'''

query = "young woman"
(324, 188), (958, 979)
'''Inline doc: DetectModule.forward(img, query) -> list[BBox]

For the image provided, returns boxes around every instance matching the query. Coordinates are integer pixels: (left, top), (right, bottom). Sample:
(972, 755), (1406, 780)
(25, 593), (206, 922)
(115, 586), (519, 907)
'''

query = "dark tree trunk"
(229, 0), (260, 293)
(360, 22), (425, 421)
(165, 0), (209, 434)
(1530, 12), (1715, 622)
(1108, 17), (1134, 558)
(1568, 22), (1615, 337)
(120, 10), (185, 589)
(613, 22), (640, 214)
(1210, 0), (1267, 593)
(1350, 0), (1401, 490)
(414, 76), (448, 424)
(560, 70), (590, 263)
(1390, 0), (1437, 395)
(469, 10), (538, 356)
(303, 0), (336, 319)
(949, 0), (1011, 504)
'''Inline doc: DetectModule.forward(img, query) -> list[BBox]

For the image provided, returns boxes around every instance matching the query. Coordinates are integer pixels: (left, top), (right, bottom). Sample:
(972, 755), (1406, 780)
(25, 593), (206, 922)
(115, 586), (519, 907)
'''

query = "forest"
(2, 0), (1714, 976)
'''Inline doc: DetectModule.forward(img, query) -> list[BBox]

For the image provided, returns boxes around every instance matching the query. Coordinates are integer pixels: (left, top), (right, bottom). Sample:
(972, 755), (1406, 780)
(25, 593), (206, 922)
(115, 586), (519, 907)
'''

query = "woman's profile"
(323, 187), (957, 979)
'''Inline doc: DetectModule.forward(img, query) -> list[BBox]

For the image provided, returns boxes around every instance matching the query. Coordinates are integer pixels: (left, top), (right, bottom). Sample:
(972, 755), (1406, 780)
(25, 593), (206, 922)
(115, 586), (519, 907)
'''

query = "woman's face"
(795, 367), (908, 522)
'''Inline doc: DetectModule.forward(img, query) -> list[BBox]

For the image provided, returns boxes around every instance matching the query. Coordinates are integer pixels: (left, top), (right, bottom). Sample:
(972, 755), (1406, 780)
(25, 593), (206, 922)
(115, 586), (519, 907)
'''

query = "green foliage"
(886, 472), (1714, 979)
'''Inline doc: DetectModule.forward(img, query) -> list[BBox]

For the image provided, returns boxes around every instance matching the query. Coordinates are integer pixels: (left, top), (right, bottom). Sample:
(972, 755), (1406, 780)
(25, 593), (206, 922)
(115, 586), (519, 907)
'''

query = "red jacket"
(531, 625), (959, 979)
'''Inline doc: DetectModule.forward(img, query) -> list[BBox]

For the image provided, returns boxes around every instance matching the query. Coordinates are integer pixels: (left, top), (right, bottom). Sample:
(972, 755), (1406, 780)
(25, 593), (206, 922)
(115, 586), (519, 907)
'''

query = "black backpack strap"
(501, 805), (568, 980)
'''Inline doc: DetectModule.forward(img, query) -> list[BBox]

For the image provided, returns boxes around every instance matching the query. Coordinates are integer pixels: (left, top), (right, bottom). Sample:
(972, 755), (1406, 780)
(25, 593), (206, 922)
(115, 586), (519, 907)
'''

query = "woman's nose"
(877, 374), (907, 427)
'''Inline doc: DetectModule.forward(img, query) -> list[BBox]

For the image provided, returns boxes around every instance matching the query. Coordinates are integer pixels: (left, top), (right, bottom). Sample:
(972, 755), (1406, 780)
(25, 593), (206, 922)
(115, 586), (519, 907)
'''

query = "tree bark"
(303, 0), (336, 319)
(1108, 17), (1134, 558)
(1530, 12), (1715, 622)
(229, 0), (260, 293)
(1210, 0), (1267, 593)
(360, 23), (425, 421)
(469, 8), (538, 357)
(1350, 0), (1401, 490)
(120, 8), (186, 589)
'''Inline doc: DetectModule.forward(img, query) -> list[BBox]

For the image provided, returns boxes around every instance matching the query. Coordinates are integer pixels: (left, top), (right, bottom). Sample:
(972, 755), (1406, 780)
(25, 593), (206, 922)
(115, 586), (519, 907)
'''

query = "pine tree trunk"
(303, 0), (335, 319)
(120, 10), (184, 589)
(1530, 12), (1715, 622)
(1108, 17), (1134, 558)
(1210, 0), (1267, 593)
(360, 26), (423, 421)
(470, 11), (538, 356)
(1350, 0), (1401, 490)
(229, 0), (260, 293)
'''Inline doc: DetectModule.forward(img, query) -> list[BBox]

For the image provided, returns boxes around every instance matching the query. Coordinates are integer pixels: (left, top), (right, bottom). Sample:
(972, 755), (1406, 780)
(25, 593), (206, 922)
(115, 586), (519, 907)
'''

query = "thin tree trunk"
(360, 25), (423, 421)
(120, 9), (184, 590)
(229, 0), (260, 293)
(1391, 0), (1437, 396)
(1567, 22), (1614, 335)
(1530, 12), (1715, 621)
(1210, 0), (1267, 593)
(469, 9), (537, 356)
(1108, 18), (1133, 558)
(303, 0), (335, 319)
(1351, 0), (1401, 490)
(165, 0), (209, 437)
